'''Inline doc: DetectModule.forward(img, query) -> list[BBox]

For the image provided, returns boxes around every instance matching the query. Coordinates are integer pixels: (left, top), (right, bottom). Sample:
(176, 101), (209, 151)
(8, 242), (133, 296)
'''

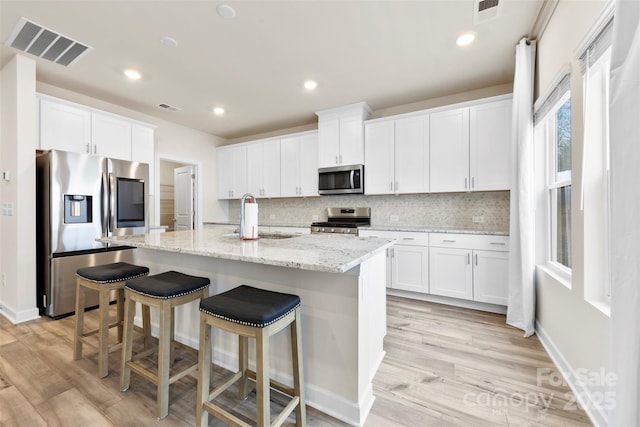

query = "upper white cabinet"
(317, 102), (372, 168)
(131, 124), (155, 196)
(430, 98), (512, 192)
(281, 132), (318, 197)
(217, 144), (247, 199)
(365, 114), (429, 195)
(247, 138), (280, 198)
(469, 99), (512, 191)
(38, 94), (154, 163)
(91, 112), (132, 160)
(430, 107), (470, 192)
(39, 98), (91, 153)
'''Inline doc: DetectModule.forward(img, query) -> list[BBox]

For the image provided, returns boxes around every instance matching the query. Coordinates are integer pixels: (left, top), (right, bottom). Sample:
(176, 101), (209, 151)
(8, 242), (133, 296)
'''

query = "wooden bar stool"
(197, 285), (305, 427)
(74, 262), (149, 378)
(120, 271), (210, 419)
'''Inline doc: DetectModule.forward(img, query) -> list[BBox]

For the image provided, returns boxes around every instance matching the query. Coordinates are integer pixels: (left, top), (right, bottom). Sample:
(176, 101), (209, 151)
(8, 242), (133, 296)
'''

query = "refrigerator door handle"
(104, 172), (113, 236)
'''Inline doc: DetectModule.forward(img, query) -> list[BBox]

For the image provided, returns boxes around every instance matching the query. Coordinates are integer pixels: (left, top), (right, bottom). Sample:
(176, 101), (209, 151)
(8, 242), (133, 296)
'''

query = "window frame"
(537, 89), (573, 286)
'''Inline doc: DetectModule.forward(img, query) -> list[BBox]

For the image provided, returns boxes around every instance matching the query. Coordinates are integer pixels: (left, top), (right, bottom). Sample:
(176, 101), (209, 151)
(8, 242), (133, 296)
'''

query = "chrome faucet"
(239, 193), (257, 239)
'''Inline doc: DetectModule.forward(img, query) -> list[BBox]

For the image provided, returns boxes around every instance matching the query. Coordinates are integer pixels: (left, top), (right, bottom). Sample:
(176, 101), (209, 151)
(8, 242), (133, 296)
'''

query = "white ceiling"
(1, 0), (543, 140)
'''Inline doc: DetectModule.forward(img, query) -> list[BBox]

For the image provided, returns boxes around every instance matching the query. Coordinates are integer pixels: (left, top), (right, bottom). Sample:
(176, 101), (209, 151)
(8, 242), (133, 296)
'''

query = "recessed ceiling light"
(304, 80), (318, 90)
(160, 36), (178, 48)
(456, 32), (476, 47)
(213, 107), (225, 115)
(124, 69), (142, 80)
(217, 4), (236, 19)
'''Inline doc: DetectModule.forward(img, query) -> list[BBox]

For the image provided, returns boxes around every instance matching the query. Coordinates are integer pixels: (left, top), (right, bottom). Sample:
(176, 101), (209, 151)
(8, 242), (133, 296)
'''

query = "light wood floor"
(0, 296), (591, 426)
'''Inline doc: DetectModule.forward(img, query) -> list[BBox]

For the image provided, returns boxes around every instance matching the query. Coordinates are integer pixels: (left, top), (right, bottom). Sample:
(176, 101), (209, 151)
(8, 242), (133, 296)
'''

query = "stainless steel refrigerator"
(36, 150), (149, 318)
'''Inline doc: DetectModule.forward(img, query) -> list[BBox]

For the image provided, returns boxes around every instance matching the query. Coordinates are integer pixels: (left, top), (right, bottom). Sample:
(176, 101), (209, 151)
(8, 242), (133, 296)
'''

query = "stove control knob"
(320, 228), (325, 232)
(330, 228), (335, 233)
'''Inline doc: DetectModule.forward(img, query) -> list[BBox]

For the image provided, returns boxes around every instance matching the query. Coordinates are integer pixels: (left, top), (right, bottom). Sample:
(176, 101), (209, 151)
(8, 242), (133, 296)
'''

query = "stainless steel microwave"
(318, 164), (364, 195)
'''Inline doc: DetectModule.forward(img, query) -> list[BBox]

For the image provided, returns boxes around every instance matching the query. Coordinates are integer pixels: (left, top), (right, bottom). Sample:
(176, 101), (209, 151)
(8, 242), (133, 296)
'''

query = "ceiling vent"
(473, 0), (502, 24)
(159, 103), (181, 112)
(4, 17), (92, 66)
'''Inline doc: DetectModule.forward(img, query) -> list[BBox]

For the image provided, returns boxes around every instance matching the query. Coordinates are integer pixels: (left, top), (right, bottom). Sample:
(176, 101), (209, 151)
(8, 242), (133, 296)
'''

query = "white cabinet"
(39, 98), (91, 153)
(358, 230), (429, 293)
(247, 138), (280, 198)
(317, 102), (371, 168)
(429, 233), (509, 305)
(90, 112), (132, 160)
(38, 95), (154, 163)
(131, 124), (155, 196)
(430, 107), (470, 192)
(429, 247), (473, 300)
(365, 114), (429, 195)
(281, 132), (318, 197)
(217, 145), (247, 199)
(473, 249), (509, 305)
(469, 99), (512, 191)
(430, 98), (512, 192)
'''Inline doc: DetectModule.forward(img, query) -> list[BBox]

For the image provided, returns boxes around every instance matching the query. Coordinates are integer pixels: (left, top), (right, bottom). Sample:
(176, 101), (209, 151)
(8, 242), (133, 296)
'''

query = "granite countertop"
(100, 229), (394, 274)
(360, 225), (509, 236)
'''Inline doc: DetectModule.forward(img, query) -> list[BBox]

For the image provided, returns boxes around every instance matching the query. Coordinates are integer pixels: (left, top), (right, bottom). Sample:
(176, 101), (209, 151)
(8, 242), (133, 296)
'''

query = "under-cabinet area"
(359, 229), (509, 312)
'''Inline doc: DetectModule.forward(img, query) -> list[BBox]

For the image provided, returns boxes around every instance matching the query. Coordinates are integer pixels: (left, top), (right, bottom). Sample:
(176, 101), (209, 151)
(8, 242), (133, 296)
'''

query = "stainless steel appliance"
(318, 164), (364, 195)
(311, 207), (371, 235)
(36, 150), (149, 318)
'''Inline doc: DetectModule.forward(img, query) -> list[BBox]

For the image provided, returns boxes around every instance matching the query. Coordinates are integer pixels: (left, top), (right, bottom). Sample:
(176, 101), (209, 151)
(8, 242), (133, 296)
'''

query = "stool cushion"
(126, 271), (210, 299)
(200, 285), (300, 328)
(77, 262), (149, 283)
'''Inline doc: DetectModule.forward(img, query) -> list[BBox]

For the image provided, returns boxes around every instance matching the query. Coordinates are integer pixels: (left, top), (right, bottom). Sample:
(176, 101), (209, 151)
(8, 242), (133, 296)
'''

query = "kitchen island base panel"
(130, 247), (387, 427)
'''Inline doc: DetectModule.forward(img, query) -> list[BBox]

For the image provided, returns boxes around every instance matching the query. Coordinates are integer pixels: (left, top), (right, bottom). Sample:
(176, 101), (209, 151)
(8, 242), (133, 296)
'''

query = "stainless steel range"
(311, 207), (371, 235)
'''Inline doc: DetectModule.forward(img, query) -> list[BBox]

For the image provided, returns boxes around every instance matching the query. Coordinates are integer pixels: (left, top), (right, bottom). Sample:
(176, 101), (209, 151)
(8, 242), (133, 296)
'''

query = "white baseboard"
(535, 321), (608, 427)
(387, 289), (507, 314)
(0, 301), (40, 324)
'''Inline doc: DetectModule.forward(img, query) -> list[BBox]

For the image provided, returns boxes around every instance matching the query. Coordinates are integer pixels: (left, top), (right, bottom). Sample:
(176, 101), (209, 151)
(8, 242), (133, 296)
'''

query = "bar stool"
(74, 262), (150, 378)
(197, 285), (305, 427)
(120, 271), (210, 419)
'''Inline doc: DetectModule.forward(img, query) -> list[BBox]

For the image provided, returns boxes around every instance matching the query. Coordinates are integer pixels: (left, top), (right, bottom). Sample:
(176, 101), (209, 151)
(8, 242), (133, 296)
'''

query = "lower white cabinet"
(429, 233), (509, 305)
(473, 249), (509, 305)
(361, 229), (509, 307)
(359, 230), (429, 293)
(429, 247), (473, 300)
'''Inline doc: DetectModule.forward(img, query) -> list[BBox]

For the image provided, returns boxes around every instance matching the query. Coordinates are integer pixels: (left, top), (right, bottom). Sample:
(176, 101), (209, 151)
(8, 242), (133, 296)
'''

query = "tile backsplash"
(228, 191), (510, 233)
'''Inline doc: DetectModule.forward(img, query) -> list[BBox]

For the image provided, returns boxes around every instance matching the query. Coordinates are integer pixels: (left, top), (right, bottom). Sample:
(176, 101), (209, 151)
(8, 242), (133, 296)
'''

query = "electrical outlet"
(311, 215), (319, 221)
(472, 216), (485, 223)
(1, 274), (5, 287)
(390, 215), (399, 222)
(269, 213), (276, 220)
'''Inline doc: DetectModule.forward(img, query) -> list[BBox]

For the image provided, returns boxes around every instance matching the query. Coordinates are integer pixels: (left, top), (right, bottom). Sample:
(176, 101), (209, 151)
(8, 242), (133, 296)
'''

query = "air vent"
(159, 103), (181, 112)
(474, 0), (501, 24)
(4, 17), (92, 66)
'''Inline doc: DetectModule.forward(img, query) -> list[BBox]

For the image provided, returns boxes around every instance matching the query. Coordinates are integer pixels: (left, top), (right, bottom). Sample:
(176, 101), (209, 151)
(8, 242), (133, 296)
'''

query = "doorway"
(159, 160), (196, 231)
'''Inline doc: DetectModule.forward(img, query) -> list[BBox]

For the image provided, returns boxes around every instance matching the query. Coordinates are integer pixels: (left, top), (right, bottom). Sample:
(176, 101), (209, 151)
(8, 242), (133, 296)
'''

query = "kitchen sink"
(222, 232), (298, 240)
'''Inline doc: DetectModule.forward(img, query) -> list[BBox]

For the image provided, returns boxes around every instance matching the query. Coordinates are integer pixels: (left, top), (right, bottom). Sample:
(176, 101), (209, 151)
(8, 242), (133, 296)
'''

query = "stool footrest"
(245, 370), (296, 398)
(208, 371), (243, 401)
(203, 401), (252, 427)
(125, 359), (199, 386)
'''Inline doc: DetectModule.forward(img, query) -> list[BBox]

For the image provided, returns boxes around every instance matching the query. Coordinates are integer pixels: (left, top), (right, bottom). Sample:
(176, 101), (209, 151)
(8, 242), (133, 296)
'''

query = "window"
(579, 13), (613, 314)
(534, 72), (572, 283)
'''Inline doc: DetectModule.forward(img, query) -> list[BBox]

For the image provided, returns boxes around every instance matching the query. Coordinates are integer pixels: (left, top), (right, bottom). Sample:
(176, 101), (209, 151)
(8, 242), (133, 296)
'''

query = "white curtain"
(609, 0), (640, 425)
(506, 38), (537, 337)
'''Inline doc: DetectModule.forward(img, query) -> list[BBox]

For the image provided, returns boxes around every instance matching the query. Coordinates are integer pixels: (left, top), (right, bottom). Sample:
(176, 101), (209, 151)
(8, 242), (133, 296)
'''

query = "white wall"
(0, 54), (38, 323)
(535, 1), (610, 426)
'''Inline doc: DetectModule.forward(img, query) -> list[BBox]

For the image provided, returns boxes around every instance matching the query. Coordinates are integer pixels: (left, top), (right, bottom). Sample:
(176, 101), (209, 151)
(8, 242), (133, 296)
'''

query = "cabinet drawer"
(359, 230), (429, 246)
(429, 233), (509, 251)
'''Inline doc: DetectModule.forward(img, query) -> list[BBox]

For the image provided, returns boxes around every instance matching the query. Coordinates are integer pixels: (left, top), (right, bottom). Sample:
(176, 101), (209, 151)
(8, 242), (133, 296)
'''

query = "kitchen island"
(100, 229), (394, 426)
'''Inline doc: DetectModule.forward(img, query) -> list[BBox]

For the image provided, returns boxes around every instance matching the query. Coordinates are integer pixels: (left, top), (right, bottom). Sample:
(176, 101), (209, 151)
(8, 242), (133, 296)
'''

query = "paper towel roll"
(242, 203), (259, 240)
